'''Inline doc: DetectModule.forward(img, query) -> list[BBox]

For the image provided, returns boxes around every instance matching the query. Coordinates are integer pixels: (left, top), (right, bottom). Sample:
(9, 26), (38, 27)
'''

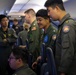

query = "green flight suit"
(17, 30), (28, 45)
(42, 24), (57, 55)
(0, 27), (17, 75)
(55, 13), (76, 75)
(28, 20), (40, 62)
(12, 64), (36, 75)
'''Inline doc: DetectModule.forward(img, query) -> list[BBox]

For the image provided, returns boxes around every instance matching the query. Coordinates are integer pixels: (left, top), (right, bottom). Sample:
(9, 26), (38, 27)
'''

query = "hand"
(60, 73), (65, 75)
(3, 39), (7, 43)
(19, 45), (26, 49)
(32, 61), (38, 69)
(37, 56), (41, 61)
(32, 56), (41, 69)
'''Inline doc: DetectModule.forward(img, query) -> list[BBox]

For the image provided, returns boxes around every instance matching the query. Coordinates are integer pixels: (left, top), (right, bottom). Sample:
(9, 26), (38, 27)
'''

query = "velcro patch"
(63, 25), (70, 33)
(31, 27), (36, 31)
(8, 34), (11, 36)
(15, 27), (18, 29)
(52, 35), (56, 40)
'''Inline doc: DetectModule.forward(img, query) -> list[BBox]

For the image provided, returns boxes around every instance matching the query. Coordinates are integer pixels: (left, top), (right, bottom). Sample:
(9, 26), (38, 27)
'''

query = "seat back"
(41, 43), (46, 63)
(40, 63), (49, 75)
(46, 47), (57, 75)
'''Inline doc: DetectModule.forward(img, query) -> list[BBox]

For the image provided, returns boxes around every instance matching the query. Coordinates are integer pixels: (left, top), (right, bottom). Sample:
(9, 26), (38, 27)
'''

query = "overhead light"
(19, 16), (21, 17)
(14, 0), (68, 4)
(15, 0), (29, 4)
(63, 0), (68, 2)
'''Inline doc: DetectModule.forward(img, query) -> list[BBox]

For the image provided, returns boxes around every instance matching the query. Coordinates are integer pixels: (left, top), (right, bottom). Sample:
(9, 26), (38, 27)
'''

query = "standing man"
(17, 23), (29, 48)
(32, 9), (57, 74)
(0, 14), (17, 75)
(24, 9), (40, 64)
(45, 0), (76, 75)
(12, 18), (22, 35)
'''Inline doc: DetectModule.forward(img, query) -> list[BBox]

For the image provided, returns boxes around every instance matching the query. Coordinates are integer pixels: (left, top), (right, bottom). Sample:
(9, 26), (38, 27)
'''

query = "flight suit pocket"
(62, 34), (69, 48)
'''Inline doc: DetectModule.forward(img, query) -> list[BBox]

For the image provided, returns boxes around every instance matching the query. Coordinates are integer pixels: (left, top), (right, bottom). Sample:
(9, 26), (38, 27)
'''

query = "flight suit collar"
(0, 27), (8, 33)
(44, 24), (52, 35)
(58, 13), (71, 28)
(57, 13), (71, 35)
(15, 64), (29, 72)
(31, 20), (37, 28)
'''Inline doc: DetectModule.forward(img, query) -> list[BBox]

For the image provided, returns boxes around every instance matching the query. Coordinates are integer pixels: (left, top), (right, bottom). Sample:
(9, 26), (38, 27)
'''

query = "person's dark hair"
(44, 0), (65, 11)
(13, 18), (18, 22)
(12, 46), (29, 63)
(36, 9), (50, 19)
(0, 14), (7, 22)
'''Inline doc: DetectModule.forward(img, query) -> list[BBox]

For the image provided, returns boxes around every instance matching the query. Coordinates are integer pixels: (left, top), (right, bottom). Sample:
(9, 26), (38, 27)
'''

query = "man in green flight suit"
(45, 0), (76, 75)
(32, 9), (57, 75)
(24, 9), (40, 65)
(0, 15), (17, 75)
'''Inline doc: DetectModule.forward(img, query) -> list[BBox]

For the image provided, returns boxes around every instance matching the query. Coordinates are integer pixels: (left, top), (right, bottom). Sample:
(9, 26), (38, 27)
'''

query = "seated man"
(8, 46), (37, 75)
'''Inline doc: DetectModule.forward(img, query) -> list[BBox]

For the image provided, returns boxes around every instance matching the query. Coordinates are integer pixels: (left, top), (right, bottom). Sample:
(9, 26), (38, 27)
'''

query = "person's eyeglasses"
(8, 57), (17, 61)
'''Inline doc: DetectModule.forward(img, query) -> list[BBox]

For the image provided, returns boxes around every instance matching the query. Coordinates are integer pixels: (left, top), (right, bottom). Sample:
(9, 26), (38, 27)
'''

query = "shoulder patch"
(8, 34), (11, 36)
(3, 34), (6, 38)
(34, 24), (36, 26)
(52, 35), (56, 40)
(63, 25), (70, 33)
(15, 26), (18, 29)
(31, 27), (36, 31)
(65, 20), (69, 24)
(44, 35), (48, 43)
(53, 30), (56, 32)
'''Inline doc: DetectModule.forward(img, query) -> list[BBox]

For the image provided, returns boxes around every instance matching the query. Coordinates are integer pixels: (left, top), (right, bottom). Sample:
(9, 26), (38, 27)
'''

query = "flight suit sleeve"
(17, 32), (22, 46)
(58, 23), (76, 73)
(48, 30), (57, 55)
(0, 32), (8, 46)
(7, 29), (17, 44)
(0, 34), (5, 46)
(29, 26), (39, 53)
